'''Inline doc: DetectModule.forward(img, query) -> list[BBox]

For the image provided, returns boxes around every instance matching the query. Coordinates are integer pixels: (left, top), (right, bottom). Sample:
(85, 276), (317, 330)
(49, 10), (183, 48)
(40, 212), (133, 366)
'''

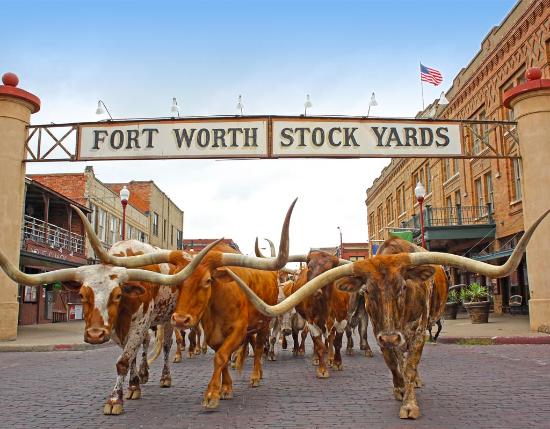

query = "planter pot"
(444, 302), (459, 320)
(464, 301), (490, 324)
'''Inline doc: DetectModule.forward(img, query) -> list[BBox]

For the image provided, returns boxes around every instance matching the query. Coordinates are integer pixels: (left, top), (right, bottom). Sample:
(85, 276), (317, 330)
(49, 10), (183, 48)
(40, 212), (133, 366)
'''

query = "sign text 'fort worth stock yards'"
(77, 117), (462, 160)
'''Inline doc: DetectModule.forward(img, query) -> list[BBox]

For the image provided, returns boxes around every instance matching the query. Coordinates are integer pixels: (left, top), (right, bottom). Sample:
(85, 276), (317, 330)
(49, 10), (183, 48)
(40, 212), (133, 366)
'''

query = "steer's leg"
(220, 364), (233, 400)
(309, 322), (329, 378)
(299, 325), (308, 356)
(268, 319), (279, 361)
(360, 312), (374, 358)
(345, 325), (354, 355)
(138, 331), (150, 383)
(250, 326), (269, 386)
(381, 347), (405, 402)
(332, 319), (347, 371)
(125, 357), (142, 400)
(399, 336), (425, 420)
(203, 325), (246, 409)
(173, 328), (183, 363)
(326, 328), (335, 367)
(159, 323), (174, 387)
(188, 327), (197, 358)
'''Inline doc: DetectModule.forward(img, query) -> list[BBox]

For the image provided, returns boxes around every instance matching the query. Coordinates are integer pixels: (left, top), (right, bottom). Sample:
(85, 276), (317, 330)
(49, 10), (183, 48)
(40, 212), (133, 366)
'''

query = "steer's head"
(335, 255), (435, 350)
(73, 265), (146, 344)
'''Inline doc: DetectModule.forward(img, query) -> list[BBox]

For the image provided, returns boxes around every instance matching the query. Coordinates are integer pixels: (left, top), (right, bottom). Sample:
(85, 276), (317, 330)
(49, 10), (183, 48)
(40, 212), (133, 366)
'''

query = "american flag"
(420, 63), (443, 86)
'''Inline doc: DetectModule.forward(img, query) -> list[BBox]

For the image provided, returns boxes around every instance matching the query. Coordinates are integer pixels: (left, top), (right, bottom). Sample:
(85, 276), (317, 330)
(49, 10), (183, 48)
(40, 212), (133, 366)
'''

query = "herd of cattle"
(0, 200), (547, 420)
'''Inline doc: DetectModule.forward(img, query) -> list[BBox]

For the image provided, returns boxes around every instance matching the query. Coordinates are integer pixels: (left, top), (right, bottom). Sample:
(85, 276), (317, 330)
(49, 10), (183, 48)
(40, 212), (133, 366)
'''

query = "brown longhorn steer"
(227, 209), (549, 420)
(171, 200), (296, 409)
(0, 208), (216, 416)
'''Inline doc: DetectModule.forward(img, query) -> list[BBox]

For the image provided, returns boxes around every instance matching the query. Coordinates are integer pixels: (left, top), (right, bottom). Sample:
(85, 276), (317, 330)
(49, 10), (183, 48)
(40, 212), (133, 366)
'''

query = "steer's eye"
(112, 292), (122, 302)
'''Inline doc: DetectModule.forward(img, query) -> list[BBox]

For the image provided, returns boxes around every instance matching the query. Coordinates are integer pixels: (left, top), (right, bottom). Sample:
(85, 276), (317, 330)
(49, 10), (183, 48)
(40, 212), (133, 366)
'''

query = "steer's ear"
(402, 265), (435, 282)
(121, 283), (147, 297)
(63, 281), (82, 291)
(334, 276), (363, 293)
(212, 267), (233, 283)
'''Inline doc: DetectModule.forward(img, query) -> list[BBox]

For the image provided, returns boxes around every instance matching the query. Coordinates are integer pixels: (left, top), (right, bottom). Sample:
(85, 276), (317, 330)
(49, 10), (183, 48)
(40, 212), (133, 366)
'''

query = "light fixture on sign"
(439, 91), (450, 105)
(367, 92), (378, 117)
(170, 97), (180, 117)
(95, 100), (113, 120)
(236, 95), (244, 116)
(304, 94), (312, 116)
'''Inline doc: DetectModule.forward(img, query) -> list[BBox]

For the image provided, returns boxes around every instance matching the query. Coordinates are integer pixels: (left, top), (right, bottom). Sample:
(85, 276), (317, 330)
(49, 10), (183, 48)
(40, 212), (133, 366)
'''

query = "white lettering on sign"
(78, 120), (269, 160)
(272, 120), (462, 157)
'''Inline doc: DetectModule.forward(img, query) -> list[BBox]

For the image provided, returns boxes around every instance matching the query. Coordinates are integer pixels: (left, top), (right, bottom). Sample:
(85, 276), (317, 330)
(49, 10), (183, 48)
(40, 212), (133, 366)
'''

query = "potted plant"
(444, 290), (460, 320)
(461, 282), (490, 324)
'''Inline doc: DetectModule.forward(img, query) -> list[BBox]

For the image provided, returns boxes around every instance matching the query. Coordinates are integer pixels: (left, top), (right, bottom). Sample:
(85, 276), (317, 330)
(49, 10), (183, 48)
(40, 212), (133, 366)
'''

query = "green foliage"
(447, 289), (460, 304)
(460, 282), (489, 303)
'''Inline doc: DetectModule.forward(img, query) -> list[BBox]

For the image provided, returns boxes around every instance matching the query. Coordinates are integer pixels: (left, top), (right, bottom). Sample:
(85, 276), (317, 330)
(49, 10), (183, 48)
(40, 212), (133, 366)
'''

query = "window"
(453, 159), (460, 176)
(98, 209), (106, 242)
(171, 225), (174, 245)
(152, 212), (159, 236)
(454, 190), (461, 207)
(368, 213), (375, 237)
(349, 256), (365, 262)
(443, 159), (451, 181)
(471, 109), (488, 155)
(176, 230), (183, 250)
(142, 233), (148, 243)
(501, 66), (526, 121)
(400, 185), (406, 214)
(376, 205), (383, 233)
(512, 158), (522, 201)
(475, 178), (484, 216)
(89, 204), (97, 231)
(110, 216), (117, 244)
(385, 196), (394, 224)
(127, 225), (134, 240)
(163, 219), (167, 241)
(425, 164), (432, 194)
(484, 172), (494, 212)
(446, 196), (453, 224)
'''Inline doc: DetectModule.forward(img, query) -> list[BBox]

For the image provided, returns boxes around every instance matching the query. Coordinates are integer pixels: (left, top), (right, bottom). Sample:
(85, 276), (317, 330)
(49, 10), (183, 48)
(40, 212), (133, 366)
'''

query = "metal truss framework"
(24, 117), (520, 162)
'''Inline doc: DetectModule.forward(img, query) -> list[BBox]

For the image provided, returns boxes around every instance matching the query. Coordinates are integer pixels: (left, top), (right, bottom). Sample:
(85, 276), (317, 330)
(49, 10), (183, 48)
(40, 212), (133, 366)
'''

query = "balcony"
(398, 204), (496, 247)
(21, 215), (85, 257)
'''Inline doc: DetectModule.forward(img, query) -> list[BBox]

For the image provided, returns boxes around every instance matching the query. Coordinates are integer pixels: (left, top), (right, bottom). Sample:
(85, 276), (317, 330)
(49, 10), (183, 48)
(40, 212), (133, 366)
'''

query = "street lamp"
(304, 94), (312, 116)
(119, 186), (130, 240)
(95, 100), (113, 120)
(337, 226), (343, 258)
(236, 95), (244, 116)
(170, 97), (180, 117)
(414, 181), (427, 248)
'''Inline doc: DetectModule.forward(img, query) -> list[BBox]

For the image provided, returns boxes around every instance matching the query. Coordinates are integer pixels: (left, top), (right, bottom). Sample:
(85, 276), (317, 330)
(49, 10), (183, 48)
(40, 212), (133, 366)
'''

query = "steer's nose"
(171, 313), (194, 329)
(376, 332), (405, 348)
(85, 327), (110, 344)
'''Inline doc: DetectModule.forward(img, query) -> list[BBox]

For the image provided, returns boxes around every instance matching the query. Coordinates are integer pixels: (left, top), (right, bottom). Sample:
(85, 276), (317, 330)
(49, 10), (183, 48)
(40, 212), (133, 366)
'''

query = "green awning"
(389, 230), (413, 242)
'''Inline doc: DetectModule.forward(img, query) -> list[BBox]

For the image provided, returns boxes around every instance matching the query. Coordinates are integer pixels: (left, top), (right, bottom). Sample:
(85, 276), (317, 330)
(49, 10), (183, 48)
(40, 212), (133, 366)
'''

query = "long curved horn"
(254, 238), (277, 258)
(287, 253), (350, 266)
(72, 205), (175, 267)
(226, 264), (354, 316)
(0, 250), (77, 286)
(126, 238), (222, 285)
(409, 209), (550, 276)
(220, 198), (297, 270)
(265, 238), (276, 257)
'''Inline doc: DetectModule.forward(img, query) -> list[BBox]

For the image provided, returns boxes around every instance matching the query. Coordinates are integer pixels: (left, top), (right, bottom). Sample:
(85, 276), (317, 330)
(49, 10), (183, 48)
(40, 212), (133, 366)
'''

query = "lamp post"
(304, 94), (312, 116)
(236, 95), (244, 116)
(337, 226), (343, 258)
(170, 97), (180, 117)
(119, 186), (130, 240)
(414, 181), (426, 248)
(95, 100), (113, 120)
(367, 92), (378, 117)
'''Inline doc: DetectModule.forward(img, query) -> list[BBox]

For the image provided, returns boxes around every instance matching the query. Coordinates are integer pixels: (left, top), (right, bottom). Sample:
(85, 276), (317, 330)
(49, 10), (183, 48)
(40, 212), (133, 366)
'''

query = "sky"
(2, 0), (517, 256)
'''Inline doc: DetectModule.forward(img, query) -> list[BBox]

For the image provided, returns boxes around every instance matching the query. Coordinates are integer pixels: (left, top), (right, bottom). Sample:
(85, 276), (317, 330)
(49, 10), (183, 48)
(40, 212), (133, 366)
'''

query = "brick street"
(1, 335), (549, 429)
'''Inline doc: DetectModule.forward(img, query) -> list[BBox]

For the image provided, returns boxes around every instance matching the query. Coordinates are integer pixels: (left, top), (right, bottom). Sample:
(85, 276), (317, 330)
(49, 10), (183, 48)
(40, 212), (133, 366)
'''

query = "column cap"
(0, 72), (41, 113)
(503, 67), (550, 109)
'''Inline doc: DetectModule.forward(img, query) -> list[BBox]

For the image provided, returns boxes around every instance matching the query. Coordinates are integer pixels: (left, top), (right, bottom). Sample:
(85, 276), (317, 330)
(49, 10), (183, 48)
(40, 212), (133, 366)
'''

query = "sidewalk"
(0, 321), (115, 352)
(436, 313), (550, 345)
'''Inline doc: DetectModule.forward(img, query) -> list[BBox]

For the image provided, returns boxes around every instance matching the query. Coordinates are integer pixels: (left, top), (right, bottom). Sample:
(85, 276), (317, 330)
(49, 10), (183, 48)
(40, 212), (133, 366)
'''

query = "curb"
(0, 341), (116, 353)
(436, 336), (550, 345)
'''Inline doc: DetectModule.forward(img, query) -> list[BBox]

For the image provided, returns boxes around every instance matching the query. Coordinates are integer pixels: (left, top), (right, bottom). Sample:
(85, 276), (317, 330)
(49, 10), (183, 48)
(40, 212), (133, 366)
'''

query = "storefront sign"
(77, 117), (462, 160)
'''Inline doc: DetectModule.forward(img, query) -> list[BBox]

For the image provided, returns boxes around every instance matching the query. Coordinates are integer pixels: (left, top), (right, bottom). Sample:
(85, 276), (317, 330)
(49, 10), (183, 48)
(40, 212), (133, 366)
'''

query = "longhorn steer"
(226, 209), (549, 419)
(0, 207), (216, 416)
(171, 200), (296, 409)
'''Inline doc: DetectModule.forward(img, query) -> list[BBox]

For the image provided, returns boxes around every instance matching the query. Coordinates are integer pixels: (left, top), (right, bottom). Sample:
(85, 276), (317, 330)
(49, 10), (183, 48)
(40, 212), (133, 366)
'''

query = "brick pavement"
(0, 334), (549, 429)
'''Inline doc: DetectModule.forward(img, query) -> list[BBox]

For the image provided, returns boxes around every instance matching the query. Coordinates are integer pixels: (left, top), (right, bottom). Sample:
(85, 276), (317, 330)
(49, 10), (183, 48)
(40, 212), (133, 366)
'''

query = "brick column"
(0, 73), (40, 340)
(504, 67), (550, 333)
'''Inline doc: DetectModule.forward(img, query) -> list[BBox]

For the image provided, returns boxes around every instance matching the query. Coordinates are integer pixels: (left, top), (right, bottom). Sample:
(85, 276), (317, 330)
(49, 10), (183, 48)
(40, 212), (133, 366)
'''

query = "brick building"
(19, 178), (89, 325)
(341, 243), (370, 261)
(106, 181), (184, 250)
(366, 0), (550, 314)
(183, 238), (240, 253)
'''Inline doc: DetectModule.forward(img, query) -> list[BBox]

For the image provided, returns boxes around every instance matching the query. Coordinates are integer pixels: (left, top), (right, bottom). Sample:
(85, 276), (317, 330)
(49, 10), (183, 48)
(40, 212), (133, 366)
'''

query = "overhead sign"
(76, 117), (462, 160)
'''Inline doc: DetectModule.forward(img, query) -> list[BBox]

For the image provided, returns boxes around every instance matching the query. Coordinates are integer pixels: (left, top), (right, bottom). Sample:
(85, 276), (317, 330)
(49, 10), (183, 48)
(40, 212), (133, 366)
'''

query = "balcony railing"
(400, 204), (494, 229)
(21, 215), (85, 256)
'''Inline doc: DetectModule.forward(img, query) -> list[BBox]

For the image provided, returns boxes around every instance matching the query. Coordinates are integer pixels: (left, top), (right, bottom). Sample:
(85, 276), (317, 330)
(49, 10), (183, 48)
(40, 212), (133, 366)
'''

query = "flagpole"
(420, 62), (425, 110)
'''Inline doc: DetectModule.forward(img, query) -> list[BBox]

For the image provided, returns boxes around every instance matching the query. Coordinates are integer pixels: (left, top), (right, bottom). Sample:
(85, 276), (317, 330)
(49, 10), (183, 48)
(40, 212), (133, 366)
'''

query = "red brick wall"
(30, 174), (88, 206)
(106, 182), (152, 214)
(341, 243), (370, 260)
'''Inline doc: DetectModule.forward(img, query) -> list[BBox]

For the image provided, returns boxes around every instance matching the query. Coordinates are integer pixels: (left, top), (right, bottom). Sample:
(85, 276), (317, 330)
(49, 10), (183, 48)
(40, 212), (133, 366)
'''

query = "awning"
(472, 248), (514, 262)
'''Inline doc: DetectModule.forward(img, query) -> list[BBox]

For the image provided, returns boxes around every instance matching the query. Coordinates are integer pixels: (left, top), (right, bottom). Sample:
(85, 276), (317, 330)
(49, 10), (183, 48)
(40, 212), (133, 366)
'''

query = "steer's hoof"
(316, 368), (330, 379)
(298, 349), (305, 356)
(393, 388), (404, 401)
(364, 350), (374, 358)
(333, 361), (344, 371)
(414, 377), (424, 388)
(220, 388), (233, 400)
(103, 402), (124, 415)
(267, 353), (276, 361)
(202, 396), (220, 409)
(399, 403), (420, 420)
(250, 377), (261, 387)
(346, 348), (353, 356)
(312, 357), (319, 366)
(160, 376), (172, 388)
(125, 387), (141, 400)
(173, 355), (182, 363)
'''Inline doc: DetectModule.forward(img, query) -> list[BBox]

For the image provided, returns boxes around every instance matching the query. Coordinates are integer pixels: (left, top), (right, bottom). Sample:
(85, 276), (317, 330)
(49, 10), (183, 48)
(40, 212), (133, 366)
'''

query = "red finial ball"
(2, 72), (19, 87)
(525, 67), (542, 81)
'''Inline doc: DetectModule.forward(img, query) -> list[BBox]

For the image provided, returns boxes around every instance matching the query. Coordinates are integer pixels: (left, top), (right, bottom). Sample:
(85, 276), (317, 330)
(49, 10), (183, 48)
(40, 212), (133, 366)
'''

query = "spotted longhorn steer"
(227, 209), (548, 419)
(171, 199), (296, 409)
(0, 207), (216, 416)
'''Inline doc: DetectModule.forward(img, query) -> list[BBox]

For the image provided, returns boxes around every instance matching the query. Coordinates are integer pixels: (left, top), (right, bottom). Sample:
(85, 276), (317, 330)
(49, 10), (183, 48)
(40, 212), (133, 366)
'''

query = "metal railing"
(21, 215), (85, 255)
(400, 204), (494, 229)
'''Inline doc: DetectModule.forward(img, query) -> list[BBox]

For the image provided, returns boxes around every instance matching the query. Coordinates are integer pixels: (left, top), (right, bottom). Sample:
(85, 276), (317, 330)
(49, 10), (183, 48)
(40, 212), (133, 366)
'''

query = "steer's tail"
(147, 326), (165, 366)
